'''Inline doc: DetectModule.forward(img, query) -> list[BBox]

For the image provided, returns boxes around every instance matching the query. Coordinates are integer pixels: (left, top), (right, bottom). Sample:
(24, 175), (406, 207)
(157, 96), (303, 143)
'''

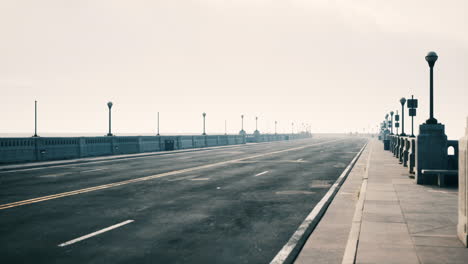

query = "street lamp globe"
(107, 101), (113, 109)
(400, 97), (406, 105)
(425, 51), (438, 67)
(203, 112), (206, 117)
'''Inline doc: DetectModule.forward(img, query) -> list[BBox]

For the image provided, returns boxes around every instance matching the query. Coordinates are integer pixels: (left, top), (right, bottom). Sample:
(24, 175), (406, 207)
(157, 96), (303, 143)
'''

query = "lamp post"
(425, 51), (438, 124)
(275, 121), (277, 134)
(225, 120), (227, 135)
(390, 111), (394, 134)
(157, 112), (160, 136)
(202, 112), (206, 135)
(291, 122), (294, 134)
(107, 101), (113, 136)
(241, 115), (244, 131)
(400, 97), (406, 136)
(255, 116), (258, 132)
(33, 100), (38, 137)
(239, 115), (245, 135)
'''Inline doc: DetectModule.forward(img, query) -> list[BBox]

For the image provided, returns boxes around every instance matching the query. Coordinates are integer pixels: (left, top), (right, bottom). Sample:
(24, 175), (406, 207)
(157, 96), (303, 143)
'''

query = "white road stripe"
(296, 159), (303, 162)
(255, 171), (269, 177)
(39, 173), (70, 178)
(58, 220), (134, 247)
(81, 168), (106, 173)
(167, 175), (198, 181)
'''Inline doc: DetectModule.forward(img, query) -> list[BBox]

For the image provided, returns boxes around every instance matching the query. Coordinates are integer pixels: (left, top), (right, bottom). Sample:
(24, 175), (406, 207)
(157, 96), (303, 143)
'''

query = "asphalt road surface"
(0, 136), (367, 264)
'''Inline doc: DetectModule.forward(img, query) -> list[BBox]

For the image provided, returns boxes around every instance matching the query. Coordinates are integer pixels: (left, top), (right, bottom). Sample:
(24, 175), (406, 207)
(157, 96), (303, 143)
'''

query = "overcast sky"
(0, 0), (467, 138)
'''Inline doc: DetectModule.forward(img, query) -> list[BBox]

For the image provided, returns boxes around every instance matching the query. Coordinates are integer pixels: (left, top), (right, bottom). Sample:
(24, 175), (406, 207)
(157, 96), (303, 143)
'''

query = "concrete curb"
(269, 141), (369, 264)
(341, 141), (373, 264)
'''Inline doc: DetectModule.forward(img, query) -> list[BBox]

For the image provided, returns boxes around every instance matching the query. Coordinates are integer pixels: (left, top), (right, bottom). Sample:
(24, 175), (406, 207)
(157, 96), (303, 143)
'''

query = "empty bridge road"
(0, 136), (367, 264)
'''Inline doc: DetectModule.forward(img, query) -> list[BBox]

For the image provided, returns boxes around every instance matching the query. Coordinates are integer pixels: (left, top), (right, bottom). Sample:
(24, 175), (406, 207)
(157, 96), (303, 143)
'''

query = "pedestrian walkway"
(295, 139), (468, 264)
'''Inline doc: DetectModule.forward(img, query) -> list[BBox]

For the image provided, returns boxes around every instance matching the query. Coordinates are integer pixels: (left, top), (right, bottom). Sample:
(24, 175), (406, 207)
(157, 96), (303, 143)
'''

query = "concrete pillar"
(137, 136), (142, 153)
(78, 137), (86, 158)
(416, 123), (448, 184)
(409, 138), (416, 174)
(458, 117), (468, 247)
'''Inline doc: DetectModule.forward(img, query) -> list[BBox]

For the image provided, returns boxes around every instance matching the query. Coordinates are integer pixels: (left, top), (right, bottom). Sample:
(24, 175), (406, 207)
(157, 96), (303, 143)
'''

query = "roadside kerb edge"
(270, 141), (369, 264)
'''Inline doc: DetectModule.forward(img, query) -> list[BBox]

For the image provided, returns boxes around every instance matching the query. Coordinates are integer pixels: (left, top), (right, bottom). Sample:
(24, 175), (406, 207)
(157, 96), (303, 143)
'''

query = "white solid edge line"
(269, 141), (368, 264)
(58, 220), (134, 247)
(255, 171), (269, 176)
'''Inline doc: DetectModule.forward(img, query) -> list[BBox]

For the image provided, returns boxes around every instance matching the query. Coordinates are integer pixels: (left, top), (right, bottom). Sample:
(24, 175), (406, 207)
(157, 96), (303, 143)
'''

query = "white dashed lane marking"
(58, 220), (134, 247)
(255, 171), (269, 177)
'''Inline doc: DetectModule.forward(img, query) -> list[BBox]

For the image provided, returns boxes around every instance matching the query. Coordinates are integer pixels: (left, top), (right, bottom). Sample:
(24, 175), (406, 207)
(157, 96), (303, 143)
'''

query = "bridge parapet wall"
(0, 133), (305, 164)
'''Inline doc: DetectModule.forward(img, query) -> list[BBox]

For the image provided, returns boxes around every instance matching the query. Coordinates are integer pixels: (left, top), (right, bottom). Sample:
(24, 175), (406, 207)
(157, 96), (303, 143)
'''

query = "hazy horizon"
(1, 1), (467, 139)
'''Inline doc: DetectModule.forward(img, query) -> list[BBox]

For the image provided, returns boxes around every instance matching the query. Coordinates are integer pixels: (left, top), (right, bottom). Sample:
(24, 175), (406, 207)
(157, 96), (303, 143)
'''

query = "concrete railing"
(0, 133), (310, 164)
(386, 134), (458, 182)
(459, 117), (468, 247)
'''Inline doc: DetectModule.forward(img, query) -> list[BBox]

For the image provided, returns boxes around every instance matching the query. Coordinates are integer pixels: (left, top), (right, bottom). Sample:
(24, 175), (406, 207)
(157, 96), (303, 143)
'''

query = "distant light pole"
(202, 112), (206, 135)
(275, 121), (277, 134)
(107, 101), (113, 136)
(33, 100), (38, 137)
(407, 95), (418, 137)
(385, 114), (389, 129)
(157, 112), (160, 136)
(425, 51), (438, 124)
(400, 98), (407, 136)
(255, 117), (258, 131)
(291, 122), (294, 134)
(225, 120), (227, 135)
(390, 111), (394, 134)
(239, 114), (245, 135)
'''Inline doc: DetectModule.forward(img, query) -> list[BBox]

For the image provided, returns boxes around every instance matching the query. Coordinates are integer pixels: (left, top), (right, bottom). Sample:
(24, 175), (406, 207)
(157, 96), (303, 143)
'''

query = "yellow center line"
(0, 139), (345, 210)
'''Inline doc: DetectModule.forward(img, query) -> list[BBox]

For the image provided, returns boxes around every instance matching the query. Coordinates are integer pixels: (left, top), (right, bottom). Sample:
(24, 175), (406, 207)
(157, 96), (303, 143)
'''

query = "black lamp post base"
(106, 133), (113, 136)
(426, 118), (438, 125)
(400, 133), (407, 136)
(202, 133), (206, 136)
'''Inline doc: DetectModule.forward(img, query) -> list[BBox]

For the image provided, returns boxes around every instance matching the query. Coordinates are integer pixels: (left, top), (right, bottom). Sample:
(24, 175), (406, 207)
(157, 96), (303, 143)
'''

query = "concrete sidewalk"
(295, 139), (468, 264)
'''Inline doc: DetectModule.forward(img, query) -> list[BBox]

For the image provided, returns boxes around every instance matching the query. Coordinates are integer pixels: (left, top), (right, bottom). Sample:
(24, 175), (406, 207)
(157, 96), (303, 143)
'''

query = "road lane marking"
(275, 191), (315, 195)
(0, 139), (345, 210)
(81, 168), (106, 173)
(39, 173), (71, 178)
(296, 159), (303, 162)
(167, 175), (199, 181)
(58, 220), (134, 247)
(191, 178), (210, 181)
(255, 171), (269, 177)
